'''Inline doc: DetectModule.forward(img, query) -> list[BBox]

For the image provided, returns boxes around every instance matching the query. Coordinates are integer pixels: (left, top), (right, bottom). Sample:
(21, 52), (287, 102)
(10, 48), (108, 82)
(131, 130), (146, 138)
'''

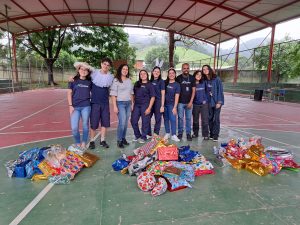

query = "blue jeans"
(117, 101), (131, 141)
(178, 103), (192, 135)
(164, 104), (177, 135)
(70, 106), (91, 144)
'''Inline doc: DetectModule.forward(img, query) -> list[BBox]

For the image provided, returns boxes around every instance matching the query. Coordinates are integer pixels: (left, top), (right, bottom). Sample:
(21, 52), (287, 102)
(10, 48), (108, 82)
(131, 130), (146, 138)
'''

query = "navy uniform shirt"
(176, 74), (196, 104)
(193, 81), (208, 105)
(134, 82), (156, 105)
(68, 79), (92, 107)
(165, 82), (181, 106)
(151, 79), (165, 100)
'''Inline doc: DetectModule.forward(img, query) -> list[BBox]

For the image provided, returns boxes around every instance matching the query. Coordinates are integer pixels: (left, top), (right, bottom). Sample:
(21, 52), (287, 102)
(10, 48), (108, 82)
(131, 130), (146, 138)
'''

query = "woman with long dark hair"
(163, 68), (181, 142)
(192, 70), (209, 140)
(148, 66), (165, 137)
(131, 70), (155, 143)
(67, 62), (93, 149)
(110, 64), (134, 148)
(202, 65), (224, 142)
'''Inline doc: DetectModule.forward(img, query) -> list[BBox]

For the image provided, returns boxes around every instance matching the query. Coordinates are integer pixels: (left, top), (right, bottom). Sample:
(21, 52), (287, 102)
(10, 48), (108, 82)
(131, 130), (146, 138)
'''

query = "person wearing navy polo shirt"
(176, 63), (196, 141)
(163, 68), (181, 142)
(89, 58), (114, 149)
(148, 66), (165, 138)
(68, 62), (92, 149)
(192, 70), (209, 140)
(131, 70), (155, 143)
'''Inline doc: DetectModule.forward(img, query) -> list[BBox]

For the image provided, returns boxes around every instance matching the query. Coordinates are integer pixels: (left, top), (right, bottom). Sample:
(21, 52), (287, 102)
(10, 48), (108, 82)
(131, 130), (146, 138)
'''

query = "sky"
(124, 17), (300, 49)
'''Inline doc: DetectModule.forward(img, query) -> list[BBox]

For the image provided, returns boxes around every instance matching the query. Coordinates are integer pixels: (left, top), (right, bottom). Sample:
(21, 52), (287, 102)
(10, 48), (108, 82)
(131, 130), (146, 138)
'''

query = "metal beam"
(12, 34), (19, 83)
(152, 0), (176, 27)
(38, 0), (63, 26)
(233, 37), (240, 84)
(138, 0), (152, 25)
(0, 12), (28, 32)
(62, 0), (77, 23)
(213, 44), (217, 70)
(267, 25), (275, 83)
(10, 0), (45, 28)
(15, 23), (215, 45)
(179, 0), (228, 33)
(0, 10), (235, 37)
(86, 0), (94, 23)
(123, 0), (132, 24)
(165, 1), (197, 30)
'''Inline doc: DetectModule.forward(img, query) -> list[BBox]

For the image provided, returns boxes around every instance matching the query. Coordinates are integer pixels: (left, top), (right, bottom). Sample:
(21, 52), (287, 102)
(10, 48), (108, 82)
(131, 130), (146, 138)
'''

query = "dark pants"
(192, 104), (209, 137)
(131, 104), (150, 140)
(148, 100), (162, 136)
(208, 106), (222, 138)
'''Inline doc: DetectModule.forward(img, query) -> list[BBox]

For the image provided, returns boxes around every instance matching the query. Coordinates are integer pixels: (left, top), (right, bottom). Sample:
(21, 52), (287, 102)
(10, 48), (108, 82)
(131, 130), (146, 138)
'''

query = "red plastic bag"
(158, 146), (178, 161)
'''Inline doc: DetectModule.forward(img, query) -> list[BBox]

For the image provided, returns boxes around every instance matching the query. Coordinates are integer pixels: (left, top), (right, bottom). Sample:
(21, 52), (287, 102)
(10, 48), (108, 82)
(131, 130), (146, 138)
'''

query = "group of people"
(67, 57), (224, 150)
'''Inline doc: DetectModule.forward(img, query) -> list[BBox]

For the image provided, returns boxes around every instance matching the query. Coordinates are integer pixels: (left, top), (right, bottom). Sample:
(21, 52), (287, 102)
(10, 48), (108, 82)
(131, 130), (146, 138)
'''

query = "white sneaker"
(171, 135), (180, 142)
(146, 135), (152, 140)
(138, 138), (145, 144)
(133, 137), (138, 142)
(164, 133), (170, 140)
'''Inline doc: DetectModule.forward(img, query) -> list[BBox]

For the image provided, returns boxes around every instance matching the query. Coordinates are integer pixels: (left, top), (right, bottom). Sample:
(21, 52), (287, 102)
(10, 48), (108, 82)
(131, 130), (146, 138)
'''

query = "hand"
(144, 108), (151, 115)
(187, 102), (193, 109)
(113, 107), (118, 114)
(216, 103), (221, 109)
(69, 106), (74, 115)
(68, 76), (74, 82)
(172, 107), (177, 115)
(160, 106), (164, 113)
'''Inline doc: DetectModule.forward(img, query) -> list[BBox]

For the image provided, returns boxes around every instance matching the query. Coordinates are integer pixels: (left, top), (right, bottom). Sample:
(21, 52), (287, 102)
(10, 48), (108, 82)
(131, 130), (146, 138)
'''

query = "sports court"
(0, 88), (299, 225)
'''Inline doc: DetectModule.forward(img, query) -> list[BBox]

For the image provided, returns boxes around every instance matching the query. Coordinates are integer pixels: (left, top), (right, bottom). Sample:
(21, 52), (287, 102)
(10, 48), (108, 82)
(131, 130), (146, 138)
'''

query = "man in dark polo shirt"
(176, 63), (196, 141)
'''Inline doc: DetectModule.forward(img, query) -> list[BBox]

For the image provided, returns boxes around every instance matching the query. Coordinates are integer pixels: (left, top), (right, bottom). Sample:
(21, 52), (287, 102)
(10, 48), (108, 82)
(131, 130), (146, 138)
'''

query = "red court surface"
(0, 89), (299, 148)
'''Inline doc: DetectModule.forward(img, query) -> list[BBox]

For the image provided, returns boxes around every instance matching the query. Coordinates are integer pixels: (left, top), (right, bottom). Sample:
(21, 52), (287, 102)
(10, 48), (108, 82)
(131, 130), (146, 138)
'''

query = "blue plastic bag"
(112, 158), (129, 171)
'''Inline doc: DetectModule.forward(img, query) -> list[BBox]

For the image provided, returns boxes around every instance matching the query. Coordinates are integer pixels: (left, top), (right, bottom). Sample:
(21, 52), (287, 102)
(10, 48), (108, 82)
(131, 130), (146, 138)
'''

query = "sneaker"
(213, 137), (218, 142)
(100, 141), (109, 148)
(132, 137), (139, 142)
(209, 136), (214, 140)
(138, 138), (146, 144)
(187, 134), (192, 141)
(117, 141), (125, 148)
(89, 141), (95, 149)
(146, 135), (152, 140)
(164, 133), (170, 140)
(192, 134), (198, 138)
(122, 138), (129, 145)
(177, 133), (183, 140)
(203, 137), (209, 141)
(171, 135), (180, 142)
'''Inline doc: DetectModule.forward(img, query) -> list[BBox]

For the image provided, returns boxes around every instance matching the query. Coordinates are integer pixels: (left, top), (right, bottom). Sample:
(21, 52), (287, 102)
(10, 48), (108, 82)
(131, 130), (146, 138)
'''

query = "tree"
(71, 27), (136, 70)
(253, 38), (300, 83)
(145, 46), (179, 71)
(17, 28), (70, 85)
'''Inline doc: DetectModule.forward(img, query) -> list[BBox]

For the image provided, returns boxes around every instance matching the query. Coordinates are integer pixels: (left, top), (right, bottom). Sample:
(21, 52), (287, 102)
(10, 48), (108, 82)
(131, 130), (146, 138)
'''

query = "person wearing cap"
(89, 57), (114, 149)
(68, 62), (93, 149)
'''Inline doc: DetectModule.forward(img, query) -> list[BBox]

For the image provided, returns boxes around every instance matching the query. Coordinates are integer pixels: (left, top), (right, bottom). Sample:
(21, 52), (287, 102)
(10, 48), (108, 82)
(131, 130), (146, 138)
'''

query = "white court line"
(0, 130), (71, 135)
(230, 127), (300, 134)
(224, 126), (300, 148)
(33, 123), (46, 126)
(226, 106), (299, 124)
(51, 121), (63, 124)
(9, 126), (24, 130)
(225, 123), (300, 127)
(0, 99), (66, 132)
(8, 131), (101, 225)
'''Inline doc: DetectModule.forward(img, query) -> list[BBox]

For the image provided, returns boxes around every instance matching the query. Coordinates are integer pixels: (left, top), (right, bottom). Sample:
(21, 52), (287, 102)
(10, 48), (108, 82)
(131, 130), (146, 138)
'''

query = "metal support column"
(233, 37), (240, 85)
(267, 25), (276, 83)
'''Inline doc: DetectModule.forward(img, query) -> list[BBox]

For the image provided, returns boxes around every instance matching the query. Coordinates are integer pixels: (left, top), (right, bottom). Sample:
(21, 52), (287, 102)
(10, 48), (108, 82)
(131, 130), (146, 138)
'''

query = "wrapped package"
(137, 171), (156, 192)
(31, 174), (48, 181)
(128, 155), (155, 176)
(49, 174), (71, 184)
(151, 177), (168, 197)
(164, 173), (191, 192)
(157, 146), (178, 161)
(112, 158), (129, 171)
(147, 161), (171, 176)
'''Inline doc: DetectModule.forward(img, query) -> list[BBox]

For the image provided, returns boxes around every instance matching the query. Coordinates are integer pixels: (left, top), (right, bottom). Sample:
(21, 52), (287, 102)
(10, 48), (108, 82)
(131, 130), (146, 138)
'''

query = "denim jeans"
(178, 103), (192, 135)
(208, 106), (222, 138)
(164, 104), (177, 135)
(117, 101), (131, 141)
(70, 106), (91, 144)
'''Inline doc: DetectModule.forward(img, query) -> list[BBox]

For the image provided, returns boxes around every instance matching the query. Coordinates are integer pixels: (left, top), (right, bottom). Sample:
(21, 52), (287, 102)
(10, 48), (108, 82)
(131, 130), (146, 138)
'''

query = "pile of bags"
(214, 136), (300, 176)
(5, 144), (99, 184)
(112, 137), (214, 197)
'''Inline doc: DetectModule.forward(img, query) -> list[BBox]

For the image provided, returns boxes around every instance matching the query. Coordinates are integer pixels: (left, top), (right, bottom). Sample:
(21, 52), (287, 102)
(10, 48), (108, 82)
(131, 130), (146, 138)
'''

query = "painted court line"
(0, 99), (66, 132)
(8, 132), (101, 225)
(225, 126), (300, 148)
(0, 130), (71, 134)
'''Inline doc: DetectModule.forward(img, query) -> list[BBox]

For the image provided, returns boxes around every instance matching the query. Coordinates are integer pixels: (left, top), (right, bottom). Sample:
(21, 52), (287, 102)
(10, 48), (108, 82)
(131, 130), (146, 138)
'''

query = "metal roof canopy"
(1, 0), (300, 45)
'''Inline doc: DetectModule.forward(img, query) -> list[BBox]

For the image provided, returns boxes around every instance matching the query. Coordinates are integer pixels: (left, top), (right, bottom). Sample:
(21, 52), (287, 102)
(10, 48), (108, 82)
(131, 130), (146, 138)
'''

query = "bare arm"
(67, 89), (74, 114)
(145, 97), (155, 115)
(188, 87), (195, 108)
(160, 90), (165, 112)
(173, 93), (180, 115)
(111, 95), (118, 113)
